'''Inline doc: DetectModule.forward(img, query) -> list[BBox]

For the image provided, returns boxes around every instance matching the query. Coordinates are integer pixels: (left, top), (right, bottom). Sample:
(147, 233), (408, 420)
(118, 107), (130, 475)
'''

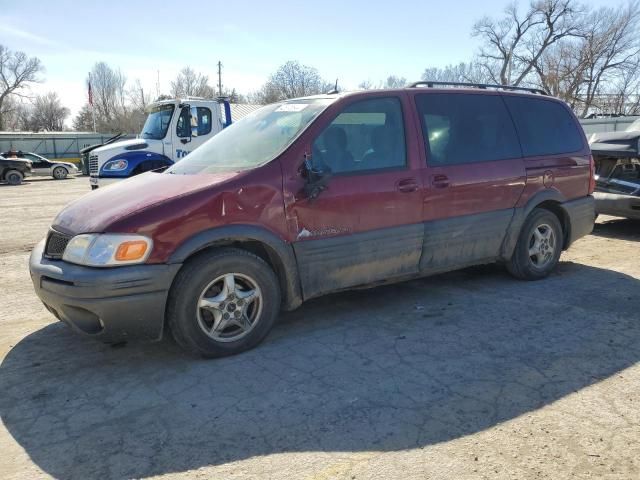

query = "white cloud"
(0, 24), (60, 47)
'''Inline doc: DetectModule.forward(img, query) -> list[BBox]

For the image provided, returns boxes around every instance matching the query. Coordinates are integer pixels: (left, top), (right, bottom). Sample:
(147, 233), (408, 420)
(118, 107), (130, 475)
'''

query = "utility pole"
(217, 61), (223, 97)
(88, 72), (96, 133)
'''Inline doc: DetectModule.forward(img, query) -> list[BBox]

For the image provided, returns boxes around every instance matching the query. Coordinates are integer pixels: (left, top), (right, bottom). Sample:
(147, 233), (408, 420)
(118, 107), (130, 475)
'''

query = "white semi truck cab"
(88, 97), (231, 188)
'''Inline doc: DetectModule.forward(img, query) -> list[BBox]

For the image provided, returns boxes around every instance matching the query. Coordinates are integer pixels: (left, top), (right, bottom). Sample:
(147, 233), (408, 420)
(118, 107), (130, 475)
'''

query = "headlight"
(62, 234), (153, 267)
(102, 159), (128, 171)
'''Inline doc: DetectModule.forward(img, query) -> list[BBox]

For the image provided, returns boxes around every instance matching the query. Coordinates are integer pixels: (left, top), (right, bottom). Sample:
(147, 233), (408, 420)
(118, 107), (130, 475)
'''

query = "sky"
(0, 0), (624, 124)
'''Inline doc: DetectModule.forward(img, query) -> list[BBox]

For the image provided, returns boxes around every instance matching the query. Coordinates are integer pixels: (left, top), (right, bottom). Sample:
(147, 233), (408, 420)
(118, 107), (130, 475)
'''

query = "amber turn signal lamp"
(115, 240), (148, 261)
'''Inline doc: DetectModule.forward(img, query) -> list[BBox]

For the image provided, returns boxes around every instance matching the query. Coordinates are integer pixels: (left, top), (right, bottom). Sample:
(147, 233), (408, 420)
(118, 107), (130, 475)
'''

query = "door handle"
(396, 178), (419, 193)
(431, 174), (449, 189)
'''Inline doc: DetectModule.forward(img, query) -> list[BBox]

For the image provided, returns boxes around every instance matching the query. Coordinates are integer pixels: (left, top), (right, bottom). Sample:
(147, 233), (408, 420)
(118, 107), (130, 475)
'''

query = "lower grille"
(89, 154), (99, 175)
(45, 230), (72, 259)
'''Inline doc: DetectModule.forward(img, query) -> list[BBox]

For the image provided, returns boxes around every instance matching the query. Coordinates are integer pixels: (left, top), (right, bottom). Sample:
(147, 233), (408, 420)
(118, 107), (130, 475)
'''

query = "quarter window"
(503, 96), (584, 157)
(312, 97), (406, 174)
(415, 93), (521, 165)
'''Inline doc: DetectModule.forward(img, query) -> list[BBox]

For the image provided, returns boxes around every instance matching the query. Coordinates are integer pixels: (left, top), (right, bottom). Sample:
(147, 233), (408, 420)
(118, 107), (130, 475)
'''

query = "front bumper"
(594, 192), (640, 220)
(29, 240), (181, 342)
(89, 176), (122, 189)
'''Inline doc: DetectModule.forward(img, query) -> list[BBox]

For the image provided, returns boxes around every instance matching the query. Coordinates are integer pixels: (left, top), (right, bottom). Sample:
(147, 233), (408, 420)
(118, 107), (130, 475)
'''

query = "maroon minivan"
(29, 82), (595, 357)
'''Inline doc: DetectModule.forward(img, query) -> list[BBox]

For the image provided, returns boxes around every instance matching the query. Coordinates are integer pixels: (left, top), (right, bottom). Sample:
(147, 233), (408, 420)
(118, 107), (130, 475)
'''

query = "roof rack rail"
(408, 81), (548, 96)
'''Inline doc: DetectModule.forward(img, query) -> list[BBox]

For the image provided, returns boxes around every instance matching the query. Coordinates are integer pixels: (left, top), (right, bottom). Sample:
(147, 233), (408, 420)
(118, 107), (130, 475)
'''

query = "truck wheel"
(53, 166), (68, 179)
(167, 248), (281, 358)
(507, 208), (563, 280)
(5, 170), (24, 185)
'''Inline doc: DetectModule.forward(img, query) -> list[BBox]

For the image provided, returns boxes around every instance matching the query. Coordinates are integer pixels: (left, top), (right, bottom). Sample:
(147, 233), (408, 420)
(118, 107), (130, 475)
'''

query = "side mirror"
(301, 156), (332, 200)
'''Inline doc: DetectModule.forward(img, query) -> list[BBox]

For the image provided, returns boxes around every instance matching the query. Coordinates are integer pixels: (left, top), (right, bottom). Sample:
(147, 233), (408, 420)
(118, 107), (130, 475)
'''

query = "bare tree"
(0, 94), (21, 130)
(0, 45), (43, 130)
(358, 76), (408, 89)
(382, 75), (407, 88)
(25, 92), (70, 131)
(89, 62), (127, 126)
(72, 104), (94, 132)
(473, 0), (582, 86)
(129, 79), (151, 111)
(254, 61), (329, 104)
(170, 67), (216, 98)
(576, 2), (640, 116)
(422, 62), (492, 84)
(530, 1), (640, 116)
(358, 79), (375, 90)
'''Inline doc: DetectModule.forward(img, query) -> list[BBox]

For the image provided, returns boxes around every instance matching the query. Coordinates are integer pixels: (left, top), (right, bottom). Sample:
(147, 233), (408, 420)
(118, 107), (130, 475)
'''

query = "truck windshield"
(166, 98), (334, 174)
(141, 104), (175, 140)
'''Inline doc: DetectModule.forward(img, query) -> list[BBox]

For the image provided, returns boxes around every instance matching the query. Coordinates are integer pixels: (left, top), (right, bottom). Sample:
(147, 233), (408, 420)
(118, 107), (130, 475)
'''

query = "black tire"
(507, 208), (563, 280)
(5, 170), (23, 185)
(53, 166), (68, 180)
(167, 247), (281, 358)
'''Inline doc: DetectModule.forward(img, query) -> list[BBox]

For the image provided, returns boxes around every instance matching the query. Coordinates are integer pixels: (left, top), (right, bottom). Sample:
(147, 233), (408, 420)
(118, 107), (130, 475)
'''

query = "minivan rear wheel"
(507, 208), (563, 280)
(167, 248), (281, 358)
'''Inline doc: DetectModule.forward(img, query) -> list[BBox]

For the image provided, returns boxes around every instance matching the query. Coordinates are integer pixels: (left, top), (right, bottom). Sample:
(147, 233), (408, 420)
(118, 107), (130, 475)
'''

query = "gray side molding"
(168, 225), (302, 311)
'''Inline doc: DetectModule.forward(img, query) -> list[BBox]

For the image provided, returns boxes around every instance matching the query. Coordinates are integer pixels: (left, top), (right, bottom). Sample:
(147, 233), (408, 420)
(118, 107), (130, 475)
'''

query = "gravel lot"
(0, 177), (638, 480)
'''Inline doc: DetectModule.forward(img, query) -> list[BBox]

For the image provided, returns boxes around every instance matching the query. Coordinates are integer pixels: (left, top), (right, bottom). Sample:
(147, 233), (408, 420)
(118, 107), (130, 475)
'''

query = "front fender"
(100, 151), (173, 178)
(168, 224), (302, 311)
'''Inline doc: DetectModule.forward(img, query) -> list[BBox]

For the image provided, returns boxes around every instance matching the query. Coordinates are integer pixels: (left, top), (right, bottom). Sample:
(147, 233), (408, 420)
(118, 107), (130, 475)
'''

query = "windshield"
(626, 118), (640, 132)
(141, 104), (175, 140)
(167, 98), (334, 175)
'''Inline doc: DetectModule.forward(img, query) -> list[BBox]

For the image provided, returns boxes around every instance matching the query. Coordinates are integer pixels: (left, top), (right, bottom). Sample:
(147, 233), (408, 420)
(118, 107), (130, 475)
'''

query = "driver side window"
(176, 107), (191, 138)
(312, 97), (406, 175)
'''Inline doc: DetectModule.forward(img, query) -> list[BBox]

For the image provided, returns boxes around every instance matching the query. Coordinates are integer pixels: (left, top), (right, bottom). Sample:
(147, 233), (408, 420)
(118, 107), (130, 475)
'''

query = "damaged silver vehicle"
(589, 118), (640, 219)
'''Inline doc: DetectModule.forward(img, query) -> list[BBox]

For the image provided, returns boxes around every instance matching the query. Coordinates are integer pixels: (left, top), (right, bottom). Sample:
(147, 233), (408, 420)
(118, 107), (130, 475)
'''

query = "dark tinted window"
(176, 107), (190, 137)
(504, 96), (584, 157)
(416, 93), (521, 165)
(312, 97), (406, 174)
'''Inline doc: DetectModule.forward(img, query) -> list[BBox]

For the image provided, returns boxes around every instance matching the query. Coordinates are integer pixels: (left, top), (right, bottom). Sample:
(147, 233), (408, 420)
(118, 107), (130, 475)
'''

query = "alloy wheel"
(528, 223), (556, 268)
(196, 273), (263, 342)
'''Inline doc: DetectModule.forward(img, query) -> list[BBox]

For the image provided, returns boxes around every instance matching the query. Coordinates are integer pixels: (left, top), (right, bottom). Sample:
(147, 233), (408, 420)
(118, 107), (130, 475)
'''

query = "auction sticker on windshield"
(275, 104), (308, 112)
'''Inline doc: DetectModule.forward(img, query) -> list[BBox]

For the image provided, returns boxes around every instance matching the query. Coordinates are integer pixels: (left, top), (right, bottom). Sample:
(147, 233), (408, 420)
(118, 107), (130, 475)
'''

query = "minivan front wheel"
(167, 248), (281, 357)
(507, 208), (563, 280)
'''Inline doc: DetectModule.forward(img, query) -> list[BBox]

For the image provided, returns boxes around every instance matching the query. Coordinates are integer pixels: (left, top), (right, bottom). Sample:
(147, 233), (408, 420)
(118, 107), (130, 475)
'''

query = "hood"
(93, 138), (155, 155)
(589, 130), (640, 144)
(52, 171), (238, 234)
(589, 130), (640, 158)
(79, 133), (125, 155)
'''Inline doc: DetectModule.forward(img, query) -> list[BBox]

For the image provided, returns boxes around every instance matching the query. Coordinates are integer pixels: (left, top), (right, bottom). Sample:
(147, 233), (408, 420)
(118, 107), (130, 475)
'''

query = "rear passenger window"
(416, 93), (521, 165)
(312, 97), (406, 174)
(503, 96), (584, 157)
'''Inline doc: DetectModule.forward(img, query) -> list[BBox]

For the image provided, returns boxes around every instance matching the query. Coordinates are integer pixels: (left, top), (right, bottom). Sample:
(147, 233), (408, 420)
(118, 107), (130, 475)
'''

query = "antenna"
(326, 78), (339, 95)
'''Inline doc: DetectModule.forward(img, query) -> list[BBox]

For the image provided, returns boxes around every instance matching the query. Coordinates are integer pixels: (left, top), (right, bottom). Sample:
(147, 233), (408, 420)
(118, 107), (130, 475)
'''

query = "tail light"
(588, 154), (595, 195)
